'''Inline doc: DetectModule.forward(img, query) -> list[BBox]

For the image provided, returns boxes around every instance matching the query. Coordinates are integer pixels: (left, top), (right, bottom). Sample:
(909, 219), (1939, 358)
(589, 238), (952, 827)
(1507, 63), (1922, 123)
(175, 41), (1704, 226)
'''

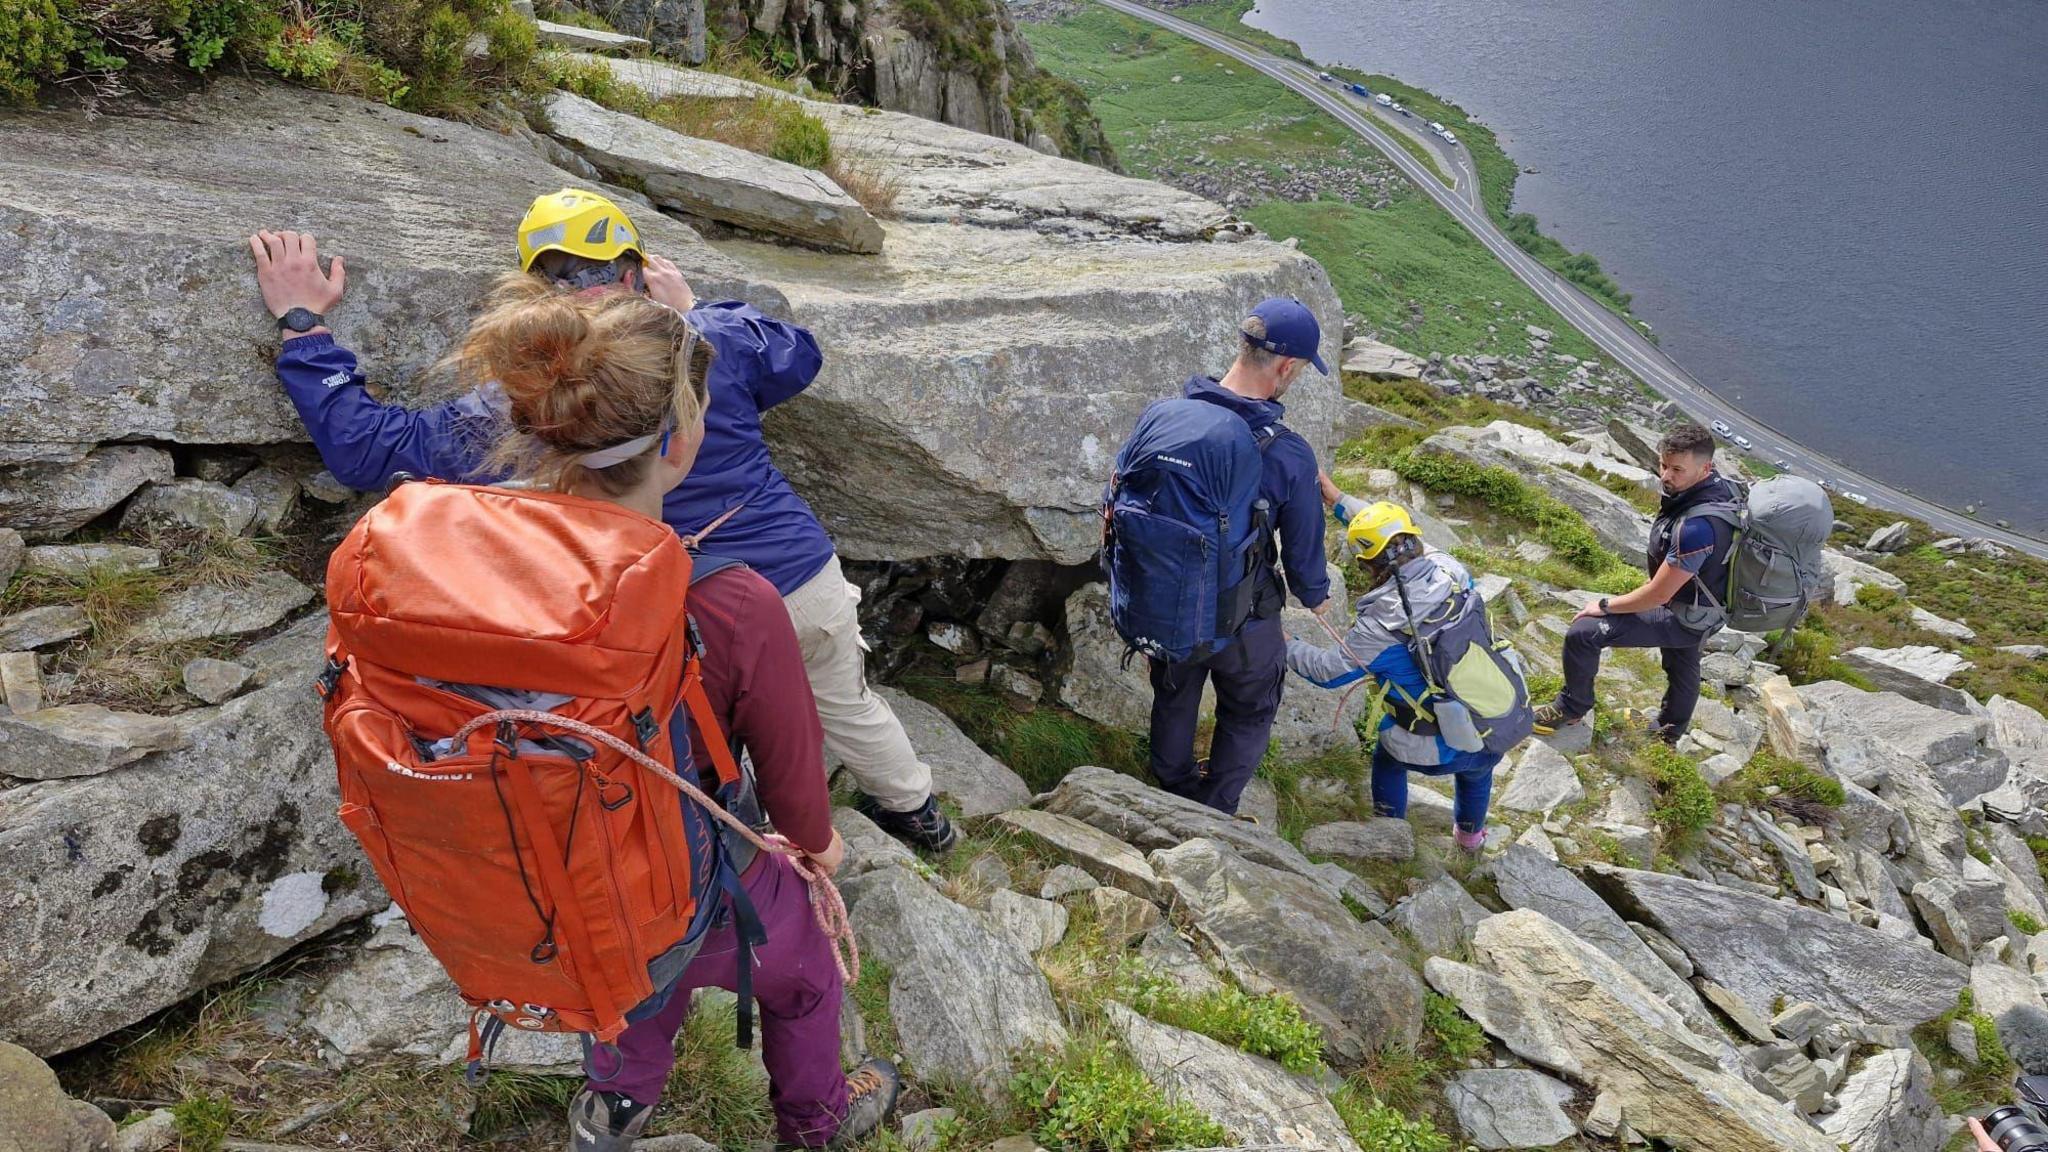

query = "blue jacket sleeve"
(275, 335), (505, 491)
(690, 301), (823, 413)
(1275, 439), (1331, 609)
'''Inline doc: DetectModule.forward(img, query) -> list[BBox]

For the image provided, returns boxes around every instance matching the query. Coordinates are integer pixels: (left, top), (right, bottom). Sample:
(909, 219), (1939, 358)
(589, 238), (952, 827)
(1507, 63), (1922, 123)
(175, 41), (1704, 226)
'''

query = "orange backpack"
(319, 480), (751, 1070)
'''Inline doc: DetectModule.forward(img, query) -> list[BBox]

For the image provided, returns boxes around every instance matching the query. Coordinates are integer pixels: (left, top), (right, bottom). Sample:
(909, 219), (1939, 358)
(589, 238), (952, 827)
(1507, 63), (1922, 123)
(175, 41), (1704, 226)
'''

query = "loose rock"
(1445, 1067), (1577, 1149)
(1105, 1003), (1362, 1152)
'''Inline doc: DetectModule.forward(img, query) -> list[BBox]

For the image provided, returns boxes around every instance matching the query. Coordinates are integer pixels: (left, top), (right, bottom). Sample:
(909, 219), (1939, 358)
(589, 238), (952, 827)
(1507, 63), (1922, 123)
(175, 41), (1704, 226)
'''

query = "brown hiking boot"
(1530, 703), (1583, 736)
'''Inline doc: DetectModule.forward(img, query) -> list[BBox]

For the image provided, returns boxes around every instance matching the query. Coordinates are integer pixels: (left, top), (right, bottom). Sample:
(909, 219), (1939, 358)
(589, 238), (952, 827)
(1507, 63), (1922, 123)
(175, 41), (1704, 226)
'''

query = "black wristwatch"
(1598, 597), (1610, 614)
(276, 307), (325, 334)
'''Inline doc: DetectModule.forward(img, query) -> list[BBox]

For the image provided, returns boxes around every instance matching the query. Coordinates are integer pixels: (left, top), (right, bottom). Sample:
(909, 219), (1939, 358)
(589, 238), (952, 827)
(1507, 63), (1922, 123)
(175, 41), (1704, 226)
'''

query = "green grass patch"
(1389, 447), (1642, 590)
(651, 996), (773, 1145)
(1012, 1037), (1230, 1152)
(1329, 1083), (1465, 1152)
(171, 1094), (234, 1151)
(1259, 740), (1372, 845)
(1915, 988), (2018, 1115)
(894, 672), (1146, 793)
(1720, 749), (1845, 816)
(2013, 909), (2045, 936)
(1625, 741), (1715, 840)
(1422, 992), (1486, 1062)
(1122, 969), (1325, 1073)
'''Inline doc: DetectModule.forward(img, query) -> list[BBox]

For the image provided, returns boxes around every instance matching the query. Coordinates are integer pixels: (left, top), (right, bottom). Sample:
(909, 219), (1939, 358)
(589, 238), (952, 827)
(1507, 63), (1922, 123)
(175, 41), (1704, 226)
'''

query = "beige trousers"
(781, 554), (934, 813)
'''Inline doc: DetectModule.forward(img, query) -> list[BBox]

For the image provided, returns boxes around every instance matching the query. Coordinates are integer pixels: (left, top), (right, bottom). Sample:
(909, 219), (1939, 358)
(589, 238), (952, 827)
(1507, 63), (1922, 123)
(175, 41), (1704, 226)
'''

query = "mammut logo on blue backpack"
(1100, 398), (1278, 664)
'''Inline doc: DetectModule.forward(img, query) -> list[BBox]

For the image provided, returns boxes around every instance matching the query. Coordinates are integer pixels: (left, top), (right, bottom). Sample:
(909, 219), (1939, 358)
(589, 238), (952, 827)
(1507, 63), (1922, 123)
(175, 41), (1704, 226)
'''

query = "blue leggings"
(1370, 744), (1502, 834)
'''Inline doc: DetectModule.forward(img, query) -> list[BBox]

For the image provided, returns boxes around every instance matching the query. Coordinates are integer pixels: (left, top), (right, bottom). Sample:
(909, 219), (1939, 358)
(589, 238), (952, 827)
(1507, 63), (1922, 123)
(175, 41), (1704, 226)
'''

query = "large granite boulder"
(0, 620), (380, 1055)
(847, 868), (1068, 1099)
(1150, 837), (1424, 1064)
(1799, 680), (2003, 805)
(1468, 910), (1839, 1152)
(1586, 865), (1968, 1028)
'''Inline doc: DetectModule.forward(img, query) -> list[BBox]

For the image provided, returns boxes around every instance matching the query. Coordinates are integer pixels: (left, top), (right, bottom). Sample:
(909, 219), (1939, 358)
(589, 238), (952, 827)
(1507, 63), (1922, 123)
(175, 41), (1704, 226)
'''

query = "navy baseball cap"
(1243, 297), (1329, 375)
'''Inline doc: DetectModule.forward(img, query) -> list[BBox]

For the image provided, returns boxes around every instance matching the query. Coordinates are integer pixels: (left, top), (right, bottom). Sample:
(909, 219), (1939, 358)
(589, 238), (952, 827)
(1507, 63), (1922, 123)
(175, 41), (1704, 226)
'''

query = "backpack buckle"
(595, 775), (635, 811)
(314, 656), (347, 699)
(494, 720), (519, 758)
(631, 708), (660, 750)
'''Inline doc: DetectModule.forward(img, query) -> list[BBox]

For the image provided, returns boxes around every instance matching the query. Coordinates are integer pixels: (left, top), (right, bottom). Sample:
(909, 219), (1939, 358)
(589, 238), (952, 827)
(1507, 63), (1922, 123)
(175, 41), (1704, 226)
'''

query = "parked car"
(1441, 130), (1458, 145)
(1710, 420), (1733, 437)
(1374, 93), (1394, 108)
(1732, 434), (1753, 450)
(1429, 120), (1446, 135)
(1319, 71), (1336, 82)
(1348, 82), (1371, 98)
(1845, 492), (1870, 505)
(1774, 458), (1790, 469)
(1817, 477), (1835, 491)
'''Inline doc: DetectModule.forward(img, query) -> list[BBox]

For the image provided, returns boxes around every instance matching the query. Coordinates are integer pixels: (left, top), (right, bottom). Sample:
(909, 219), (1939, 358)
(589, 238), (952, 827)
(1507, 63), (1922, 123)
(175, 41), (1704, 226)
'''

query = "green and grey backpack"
(1670, 475), (1834, 636)
(1389, 575), (1534, 756)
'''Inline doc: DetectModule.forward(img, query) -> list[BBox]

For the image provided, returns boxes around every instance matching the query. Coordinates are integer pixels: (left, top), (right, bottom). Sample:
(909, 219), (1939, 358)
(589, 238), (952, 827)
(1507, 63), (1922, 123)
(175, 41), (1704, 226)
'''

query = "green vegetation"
(1631, 742), (1716, 839)
(1259, 740), (1373, 845)
(170, 1094), (234, 1151)
(1330, 1084), (1467, 1152)
(1917, 989), (2018, 1115)
(1012, 1039), (1231, 1152)
(1422, 993), (1486, 1062)
(896, 673), (1146, 793)
(1022, 5), (1625, 379)
(2013, 909), (2046, 936)
(4, 0), (547, 113)
(1121, 970), (1325, 1072)
(1720, 749), (1846, 812)
(1389, 448), (1642, 591)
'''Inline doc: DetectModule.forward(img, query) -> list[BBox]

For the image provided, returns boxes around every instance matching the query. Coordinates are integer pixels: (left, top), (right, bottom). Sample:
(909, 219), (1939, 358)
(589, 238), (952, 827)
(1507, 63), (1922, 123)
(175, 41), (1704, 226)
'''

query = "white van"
(1374, 93), (1393, 107)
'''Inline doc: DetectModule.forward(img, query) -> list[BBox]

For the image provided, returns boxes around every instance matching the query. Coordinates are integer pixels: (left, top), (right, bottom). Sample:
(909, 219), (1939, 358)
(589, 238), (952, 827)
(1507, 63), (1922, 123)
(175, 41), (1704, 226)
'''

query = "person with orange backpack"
(251, 190), (957, 856)
(287, 260), (900, 1148)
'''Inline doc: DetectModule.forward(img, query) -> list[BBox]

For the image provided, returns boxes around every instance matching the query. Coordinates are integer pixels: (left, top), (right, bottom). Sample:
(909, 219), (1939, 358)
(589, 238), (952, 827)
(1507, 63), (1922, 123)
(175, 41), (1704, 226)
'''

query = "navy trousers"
(1558, 606), (1707, 735)
(1147, 614), (1286, 816)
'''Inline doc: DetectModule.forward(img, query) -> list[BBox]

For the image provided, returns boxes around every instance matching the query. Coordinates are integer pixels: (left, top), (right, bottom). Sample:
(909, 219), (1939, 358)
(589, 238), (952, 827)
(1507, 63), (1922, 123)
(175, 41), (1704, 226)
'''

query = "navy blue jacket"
(275, 301), (837, 596)
(1180, 375), (1330, 612)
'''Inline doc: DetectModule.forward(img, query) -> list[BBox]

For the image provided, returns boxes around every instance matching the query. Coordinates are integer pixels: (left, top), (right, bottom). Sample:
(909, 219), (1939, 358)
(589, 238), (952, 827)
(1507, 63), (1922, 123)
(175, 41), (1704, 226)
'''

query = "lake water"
(1242, 0), (2048, 532)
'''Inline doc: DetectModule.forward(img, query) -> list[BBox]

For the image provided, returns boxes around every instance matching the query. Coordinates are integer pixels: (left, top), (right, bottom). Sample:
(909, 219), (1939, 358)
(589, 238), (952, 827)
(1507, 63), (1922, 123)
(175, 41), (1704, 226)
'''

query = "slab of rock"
(1801, 679), (1998, 791)
(0, 529), (19, 585)
(0, 606), (88, 652)
(1910, 604), (1975, 641)
(1991, 695), (2048, 753)
(1817, 1047), (1945, 1152)
(1300, 818), (1415, 863)
(1470, 910), (1839, 1152)
(1417, 426), (1652, 556)
(0, 622), (379, 1054)
(1335, 397), (1421, 441)
(533, 17), (650, 51)
(1340, 336), (1427, 380)
(1150, 837), (1424, 1063)
(0, 448), (174, 540)
(1586, 864), (1968, 1028)
(1865, 521), (1911, 552)
(992, 808), (1159, 901)
(0, 704), (188, 779)
(984, 889), (1067, 955)
(0, 1039), (115, 1150)
(1496, 740), (1583, 814)
(20, 544), (162, 578)
(1490, 846), (1718, 1037)
(119, 479), (259, 537)
(127, 570), (314, 645)
(1912, 872), (2011, 960)
(873, 686), (1031, 817)
(1839, 646), (1974, 714)
(1699, 978), (1776, 1043)
(1084, 886), (1160, 949)
(1387, 874), (1490, 956)
(306, 913), (581, 1069)
(1057, 583), (1198, 733)
(1272, 607), (1368, 756)
(1105, 1002), (1362, 1152)
(1825, 549), (1907, 606)
(848, 869), (1068, 1099)
(1037, 766), (1333, 891)
(0, 652), (42, 716)
(546, 92), (883, 255)
(1750, 1039), (1827, 1112)
(1037, 863), (1097, 901)
(1445, 1068), (1576, 1150)
(233, 466), (301, 536)
(1423, 956), (1582, 1077)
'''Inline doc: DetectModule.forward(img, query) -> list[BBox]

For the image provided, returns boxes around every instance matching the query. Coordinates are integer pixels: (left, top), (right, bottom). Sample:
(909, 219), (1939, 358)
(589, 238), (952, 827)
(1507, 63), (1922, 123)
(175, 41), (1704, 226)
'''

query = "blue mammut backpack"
(1101, 398), (1278, 663)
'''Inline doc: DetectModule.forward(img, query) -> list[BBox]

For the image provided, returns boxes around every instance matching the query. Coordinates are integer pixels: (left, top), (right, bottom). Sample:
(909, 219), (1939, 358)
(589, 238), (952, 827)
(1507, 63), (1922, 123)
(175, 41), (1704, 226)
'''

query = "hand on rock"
(642, 255), (696, 313)
(249, 230), (346, 321)
(1317, 469), (1342, 508)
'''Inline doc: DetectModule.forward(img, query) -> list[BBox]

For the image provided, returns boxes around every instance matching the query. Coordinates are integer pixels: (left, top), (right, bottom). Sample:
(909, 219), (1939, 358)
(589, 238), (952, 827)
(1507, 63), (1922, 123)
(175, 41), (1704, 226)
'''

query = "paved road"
(1097, 0), (2048, 559)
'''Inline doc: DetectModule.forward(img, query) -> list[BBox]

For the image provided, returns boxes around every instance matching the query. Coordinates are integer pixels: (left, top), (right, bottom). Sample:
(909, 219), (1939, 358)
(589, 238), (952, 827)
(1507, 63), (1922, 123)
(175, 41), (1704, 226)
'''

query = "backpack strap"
(1252, 421), (1288, 452)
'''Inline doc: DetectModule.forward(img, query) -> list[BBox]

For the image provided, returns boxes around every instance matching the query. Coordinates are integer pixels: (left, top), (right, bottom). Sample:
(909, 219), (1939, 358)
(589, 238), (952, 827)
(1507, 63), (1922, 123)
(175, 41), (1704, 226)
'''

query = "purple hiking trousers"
(584, 852), (849, 1146)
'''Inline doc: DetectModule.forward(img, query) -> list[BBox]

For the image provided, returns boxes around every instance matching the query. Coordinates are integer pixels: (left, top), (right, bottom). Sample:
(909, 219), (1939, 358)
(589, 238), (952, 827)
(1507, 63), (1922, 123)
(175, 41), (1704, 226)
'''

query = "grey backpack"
(1673, 475), (1834, 635)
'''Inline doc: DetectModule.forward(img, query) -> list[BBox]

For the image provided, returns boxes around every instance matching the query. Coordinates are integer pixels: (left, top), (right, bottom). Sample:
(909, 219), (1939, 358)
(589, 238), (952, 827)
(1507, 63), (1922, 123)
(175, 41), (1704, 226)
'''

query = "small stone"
(1004, 621), (1053, 657)
(928, 622), (978, 655)
(1, 651), (45, 715)
(954, 657), (990, 685)
(300, 470), (355, 504)
(0, 528), (24, 585)
(967, 853), (1013, 894)
(20, 543), (162, 578)
(990, 664), (1043, 705)
(899, 1108), (957, 1152)
(986, 890), (1067, 955)
(1497, 740), (1584, 814)
(1584, 1090), (1625, 1139)
(233, 465), (301, 535)
(1038, 863), (1098, 901)
(112, 1107), (179, 1152)
(1771, 1001), (1836, 1046)
(1947, 1017), (1979, 1064)
(181, 657), (254, 704)
(128, 570), (314, 645)
(119, 477), (260, 537)
(1086, 886), (1162, 949)
(0, 605), (89, 651)
(1134, 925), (1224, 996)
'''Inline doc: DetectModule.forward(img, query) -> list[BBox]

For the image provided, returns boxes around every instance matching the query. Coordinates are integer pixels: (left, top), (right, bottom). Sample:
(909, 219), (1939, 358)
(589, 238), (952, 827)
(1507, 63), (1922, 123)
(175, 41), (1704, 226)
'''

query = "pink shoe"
(1453, 827), (1488, 854)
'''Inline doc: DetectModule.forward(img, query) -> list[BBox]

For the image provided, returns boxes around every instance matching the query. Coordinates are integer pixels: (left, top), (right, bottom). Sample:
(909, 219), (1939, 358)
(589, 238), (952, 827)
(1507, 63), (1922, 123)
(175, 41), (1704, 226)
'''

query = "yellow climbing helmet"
(1346, 501), (1420, 560)
(515, 188), (644, 272)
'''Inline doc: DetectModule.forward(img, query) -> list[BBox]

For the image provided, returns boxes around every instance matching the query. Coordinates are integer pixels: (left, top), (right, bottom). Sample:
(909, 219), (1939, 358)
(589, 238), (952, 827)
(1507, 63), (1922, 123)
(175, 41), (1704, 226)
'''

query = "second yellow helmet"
(516, 188), (644, 272)
(1346, 501), (1420, 560)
